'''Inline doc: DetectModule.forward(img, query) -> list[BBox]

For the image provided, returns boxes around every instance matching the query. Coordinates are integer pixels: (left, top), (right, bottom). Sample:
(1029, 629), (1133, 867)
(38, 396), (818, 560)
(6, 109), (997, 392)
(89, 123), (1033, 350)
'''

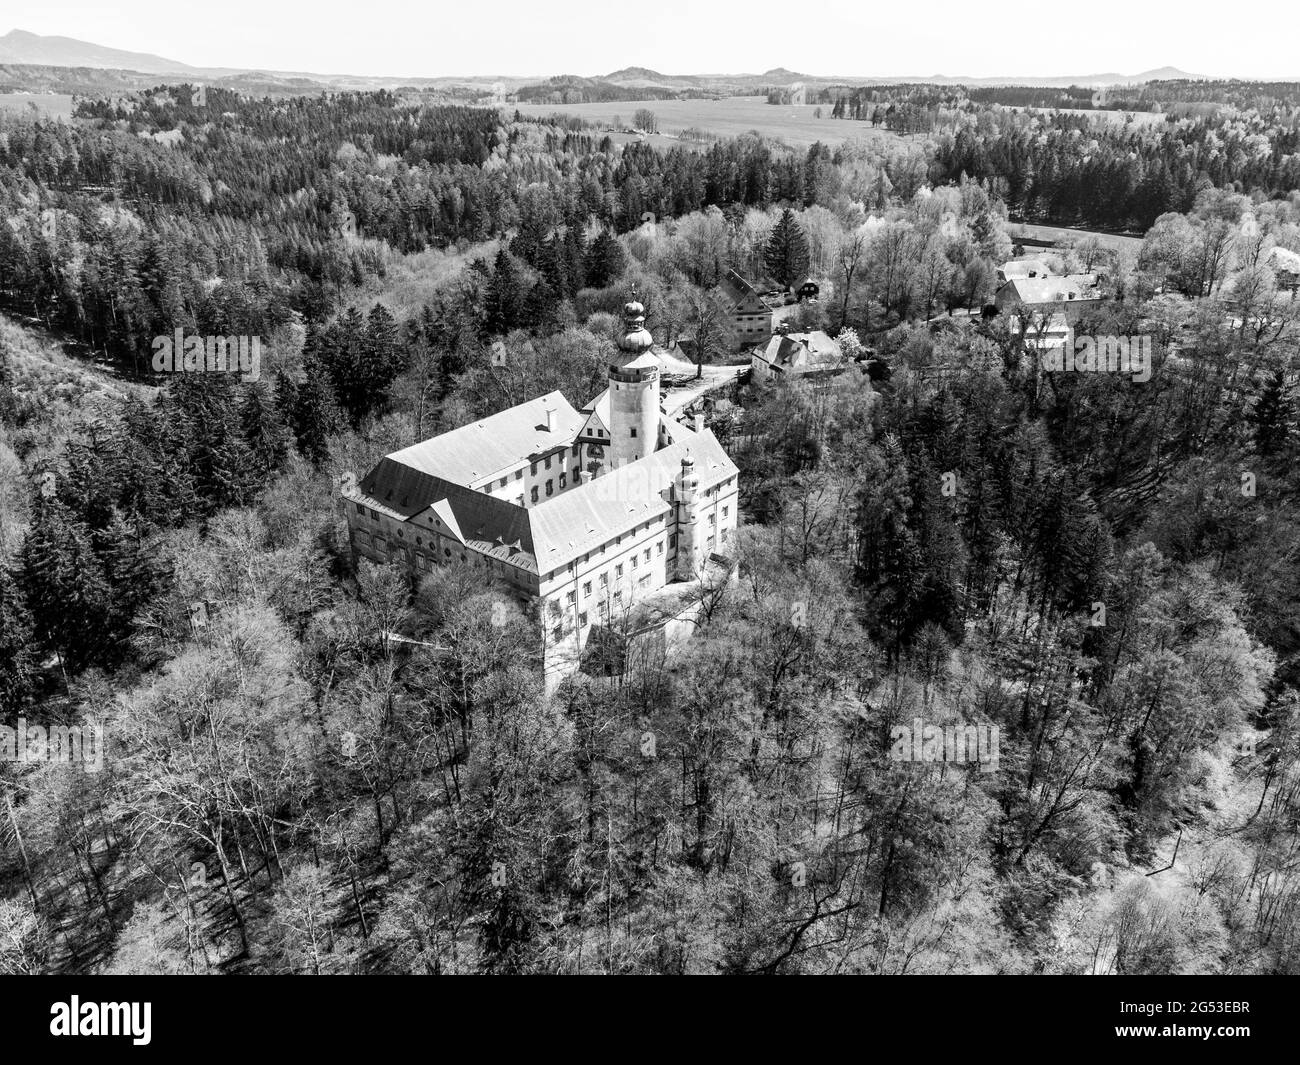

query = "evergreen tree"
(20, 498), (113, 673)
(241, 380), (292, 477)
(764, 208), (811, 288)
(293, 359), (344, 466)
(483, 249), (522, 337)
(1251, 367), (1292, 457)
(585, 230), (627, 289)
(0, 562), (35, 711)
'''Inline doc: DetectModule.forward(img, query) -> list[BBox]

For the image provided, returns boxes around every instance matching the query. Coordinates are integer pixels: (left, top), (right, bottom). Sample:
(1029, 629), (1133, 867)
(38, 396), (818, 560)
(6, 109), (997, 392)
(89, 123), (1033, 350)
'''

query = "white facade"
(342, 300), (741, 686)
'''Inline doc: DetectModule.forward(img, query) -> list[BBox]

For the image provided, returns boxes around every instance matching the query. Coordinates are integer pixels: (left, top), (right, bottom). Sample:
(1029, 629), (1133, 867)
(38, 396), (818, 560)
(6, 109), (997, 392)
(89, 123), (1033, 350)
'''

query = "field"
(1007, 221), (1145, 252)
(509, 96), (898, 151)
(0, 92), (74, 119)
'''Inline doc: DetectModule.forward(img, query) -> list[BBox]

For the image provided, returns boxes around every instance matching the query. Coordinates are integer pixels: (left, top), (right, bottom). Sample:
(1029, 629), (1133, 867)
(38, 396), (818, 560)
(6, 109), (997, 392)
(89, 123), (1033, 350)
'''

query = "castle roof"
(385, 390), (583, 486)
(352, 407), (737, 577)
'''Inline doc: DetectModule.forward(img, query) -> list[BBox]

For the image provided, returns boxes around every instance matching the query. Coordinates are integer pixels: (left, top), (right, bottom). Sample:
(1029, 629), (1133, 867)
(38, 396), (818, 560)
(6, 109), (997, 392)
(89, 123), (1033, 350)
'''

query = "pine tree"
(0, 562), (35, 711)
(764, 208), (811, 288)
(293, 359), (344, 466)
(483, 249), (522, 336)
(241, 379), (291, 477)
(585, 230), (627, 289)
(1251, 367), (1292, 457)
(20, 498), (113, 673)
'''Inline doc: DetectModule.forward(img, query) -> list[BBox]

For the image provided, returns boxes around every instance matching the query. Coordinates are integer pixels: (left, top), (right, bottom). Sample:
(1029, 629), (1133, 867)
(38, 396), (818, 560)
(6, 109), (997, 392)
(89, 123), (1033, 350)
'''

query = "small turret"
(675, 455), (701, 581)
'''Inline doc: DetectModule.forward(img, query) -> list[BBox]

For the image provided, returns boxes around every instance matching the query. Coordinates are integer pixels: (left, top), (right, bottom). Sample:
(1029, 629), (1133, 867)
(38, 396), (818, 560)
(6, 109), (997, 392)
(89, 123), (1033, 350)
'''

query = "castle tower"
(609, 299), (660, 469)
(674, 455), (701, 581)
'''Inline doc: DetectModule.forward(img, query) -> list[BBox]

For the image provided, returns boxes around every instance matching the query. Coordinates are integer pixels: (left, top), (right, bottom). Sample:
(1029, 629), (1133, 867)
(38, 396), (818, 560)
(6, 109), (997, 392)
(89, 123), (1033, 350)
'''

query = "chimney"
(545, 407), (556, 432)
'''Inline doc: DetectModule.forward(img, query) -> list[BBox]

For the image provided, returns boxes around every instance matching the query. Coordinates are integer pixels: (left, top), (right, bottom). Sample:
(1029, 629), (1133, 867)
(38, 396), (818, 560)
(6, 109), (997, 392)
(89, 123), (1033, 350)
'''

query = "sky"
(5, 0), (1295, 80)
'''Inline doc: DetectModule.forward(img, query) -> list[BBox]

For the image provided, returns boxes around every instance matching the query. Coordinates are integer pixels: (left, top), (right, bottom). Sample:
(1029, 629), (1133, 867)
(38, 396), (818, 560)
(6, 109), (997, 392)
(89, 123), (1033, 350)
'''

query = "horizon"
(2, 0), (1295, 82)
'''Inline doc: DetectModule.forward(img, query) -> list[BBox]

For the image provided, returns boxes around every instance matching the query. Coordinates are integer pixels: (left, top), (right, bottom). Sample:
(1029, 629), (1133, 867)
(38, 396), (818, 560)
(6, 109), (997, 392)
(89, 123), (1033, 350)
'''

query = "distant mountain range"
(0, 28), (1242, 97)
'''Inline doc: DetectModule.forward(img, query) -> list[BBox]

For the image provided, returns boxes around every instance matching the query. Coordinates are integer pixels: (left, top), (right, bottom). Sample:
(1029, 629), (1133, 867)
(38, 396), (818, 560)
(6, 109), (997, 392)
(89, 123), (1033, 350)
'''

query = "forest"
(2, 76), (1300, 975)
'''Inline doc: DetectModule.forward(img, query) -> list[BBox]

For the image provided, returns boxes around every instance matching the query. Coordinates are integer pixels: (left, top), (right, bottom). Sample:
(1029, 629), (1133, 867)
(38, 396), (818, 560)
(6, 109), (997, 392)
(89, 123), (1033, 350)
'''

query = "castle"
(340, 300), (740, 685)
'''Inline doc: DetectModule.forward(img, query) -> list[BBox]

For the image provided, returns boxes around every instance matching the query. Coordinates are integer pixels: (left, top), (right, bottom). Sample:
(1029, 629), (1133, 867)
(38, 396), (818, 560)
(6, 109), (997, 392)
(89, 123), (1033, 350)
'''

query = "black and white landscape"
(1, 0), (1299, 1001)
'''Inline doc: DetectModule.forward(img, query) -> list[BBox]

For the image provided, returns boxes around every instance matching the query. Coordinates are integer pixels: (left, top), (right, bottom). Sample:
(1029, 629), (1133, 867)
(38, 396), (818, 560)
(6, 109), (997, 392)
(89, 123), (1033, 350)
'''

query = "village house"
(994, 272), (1105, 325)
(750, 327), (844, 382)
(711, 268), (780, 349)
(1267, 245), (1300, 295)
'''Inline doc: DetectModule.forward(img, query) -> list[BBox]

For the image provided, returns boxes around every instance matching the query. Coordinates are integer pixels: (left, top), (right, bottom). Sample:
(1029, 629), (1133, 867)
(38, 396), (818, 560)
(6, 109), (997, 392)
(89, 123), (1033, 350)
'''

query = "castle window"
(565, 590), (576, 605)
(599, 573), (608, 588)
(657, 541), (664, 555)
(583, 581), (591, 597)
(531, 462), (538, 475)
(546, 479), (554, 496)
(516, 470), (523, 480)
(630, 427), (637, 438)
(643, 548), (651, 563)
(616, 564), (624, 578)
(545, 455), (552, 469)
(355, 503), (365, 515)
(579, 611), (588, 628)
(723, 506), (729, 519)
(571, 444), (579, 457)
(499, 477), (507, 487)
(669, 533), (678, 548)
(559, 472), (567, 489)
(553, 625), (563, 641)
(444, 548), (451, 557)
(531, 486), (539, 503)
(631, 555), (638, 569)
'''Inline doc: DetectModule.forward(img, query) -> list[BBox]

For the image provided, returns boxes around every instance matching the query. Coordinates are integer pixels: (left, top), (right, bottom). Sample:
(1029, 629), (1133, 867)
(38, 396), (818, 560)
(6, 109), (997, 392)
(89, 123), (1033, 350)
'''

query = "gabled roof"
(1002, 274), (1101, 304)
(578, 389), (610, 438)
(528, 428), (738, 572)
(1000, 258), (1052, 280)
(713, 269), (770, 312)
(755, 330), (839, 370)
(386, 390), (583, 486)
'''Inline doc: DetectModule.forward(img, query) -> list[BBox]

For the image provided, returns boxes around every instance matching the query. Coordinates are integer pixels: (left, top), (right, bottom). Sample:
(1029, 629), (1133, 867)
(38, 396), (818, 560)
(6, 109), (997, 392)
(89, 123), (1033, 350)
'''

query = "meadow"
(0, 92), (73, 119)
(509, 95), (901, 150)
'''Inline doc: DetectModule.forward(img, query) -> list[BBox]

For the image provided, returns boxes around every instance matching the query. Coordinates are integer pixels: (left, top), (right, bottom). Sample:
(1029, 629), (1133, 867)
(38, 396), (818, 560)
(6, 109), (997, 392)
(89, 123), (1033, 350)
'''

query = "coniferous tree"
(241, 380), (292, 477)
(1251, 367), (1292, 457)
(764, 208), (811, 288)
(0, 562), (35, 711)
(293, 359), (344, 466)
(585, 230), (627, 289)
(483, 249), (522, 337)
